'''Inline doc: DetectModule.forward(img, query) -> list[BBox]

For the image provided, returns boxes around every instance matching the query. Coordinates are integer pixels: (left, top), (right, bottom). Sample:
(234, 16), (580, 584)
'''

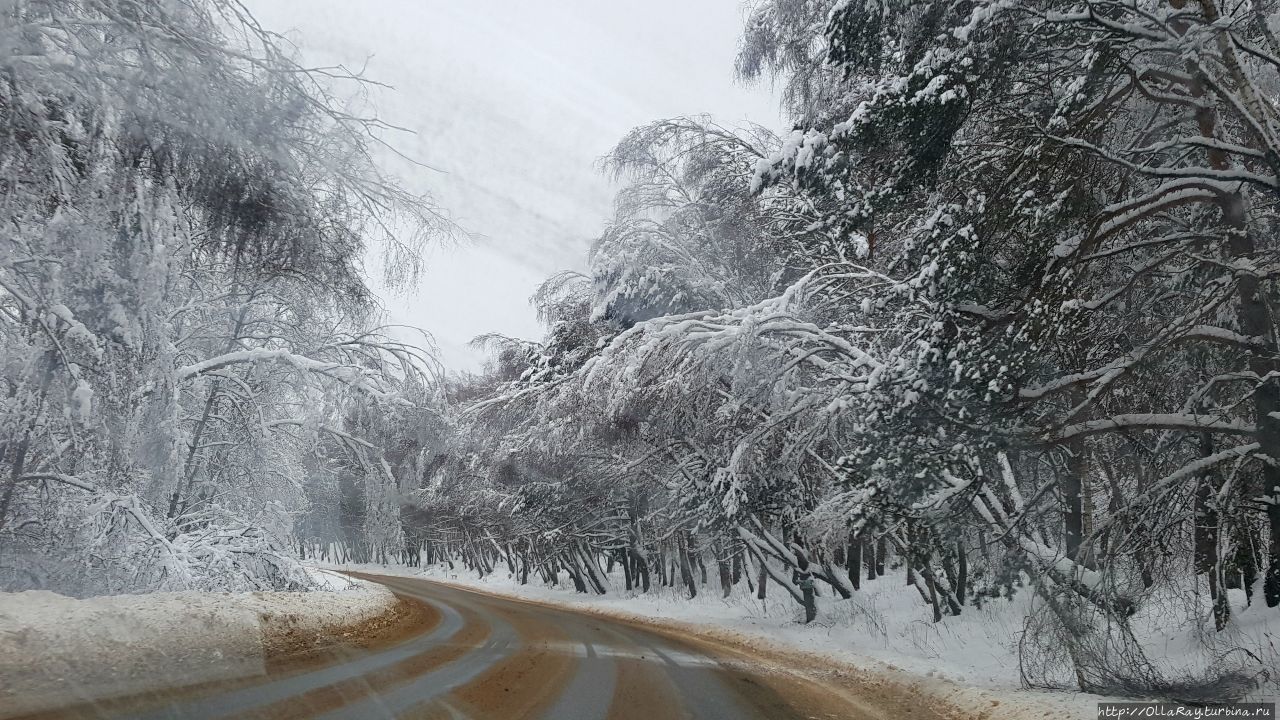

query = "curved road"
(31, 573), (914, 720)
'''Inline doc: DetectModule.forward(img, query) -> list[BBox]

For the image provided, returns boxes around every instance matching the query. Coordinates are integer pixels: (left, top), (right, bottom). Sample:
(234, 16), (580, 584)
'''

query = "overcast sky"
(245, 1), (780, 371)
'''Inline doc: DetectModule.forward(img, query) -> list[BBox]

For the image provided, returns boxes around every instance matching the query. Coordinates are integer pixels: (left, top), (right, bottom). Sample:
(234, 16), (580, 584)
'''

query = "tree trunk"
(1062, 384), (1089, 561)
(576, 544), (608, 594)
(1269, 500), (1280, 607)
(821, 560), (853, 599)
(1229, 520), (1259, 602)
(846, 530), (862, 591)
(565, 554), (588, 593)
(630, 547), (651, 592)
(904, 523), (917, 587)
(715, 539), (732, 598)
(1169, 0), (1280, 606)
(924, 570), (943, 623)
(756, 555), (768, 599)
(1195, 431), (1229, 628)
(678, 533), (697, 599)
(175, 306), (250, 515)
(621, 549), (633, 591)
(627, 512), (651, 593)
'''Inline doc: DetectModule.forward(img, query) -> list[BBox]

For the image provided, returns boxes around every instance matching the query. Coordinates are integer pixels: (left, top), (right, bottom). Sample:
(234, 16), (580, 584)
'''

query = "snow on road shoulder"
(0, 573), (395, 718)
(330, 561), (1103, 720)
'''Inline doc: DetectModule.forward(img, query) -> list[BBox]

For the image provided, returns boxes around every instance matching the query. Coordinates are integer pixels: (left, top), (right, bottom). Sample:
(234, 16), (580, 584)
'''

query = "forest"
(4, 0), (1280, 700)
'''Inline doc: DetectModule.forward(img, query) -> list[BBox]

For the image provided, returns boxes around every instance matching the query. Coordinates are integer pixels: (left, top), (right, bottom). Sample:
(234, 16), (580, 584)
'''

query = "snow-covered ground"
(0, 569), (395, 718)
(321, 561), (1121, 719)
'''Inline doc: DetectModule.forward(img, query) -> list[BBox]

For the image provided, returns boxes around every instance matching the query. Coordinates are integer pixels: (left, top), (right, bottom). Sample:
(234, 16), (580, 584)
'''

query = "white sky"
(244, 1), (780, 371)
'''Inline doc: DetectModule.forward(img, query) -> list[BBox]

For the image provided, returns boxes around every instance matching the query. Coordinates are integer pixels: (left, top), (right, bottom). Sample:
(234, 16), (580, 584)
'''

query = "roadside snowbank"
(0, 569), (395, 718)
(325, 561), (1106, 719)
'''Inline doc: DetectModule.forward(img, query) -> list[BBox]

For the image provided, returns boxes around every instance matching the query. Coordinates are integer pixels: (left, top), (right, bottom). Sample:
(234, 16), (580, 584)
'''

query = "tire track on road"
(306, 583), (521, 720)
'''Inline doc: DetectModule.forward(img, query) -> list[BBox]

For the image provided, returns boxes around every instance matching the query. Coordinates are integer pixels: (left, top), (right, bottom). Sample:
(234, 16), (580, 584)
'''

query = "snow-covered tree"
(424, 0), (1280, 697)
(0, 0), (445, 594)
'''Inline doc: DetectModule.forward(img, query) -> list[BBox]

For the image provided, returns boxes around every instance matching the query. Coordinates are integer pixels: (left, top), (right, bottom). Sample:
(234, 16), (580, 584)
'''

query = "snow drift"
(0, 570), (395, 718)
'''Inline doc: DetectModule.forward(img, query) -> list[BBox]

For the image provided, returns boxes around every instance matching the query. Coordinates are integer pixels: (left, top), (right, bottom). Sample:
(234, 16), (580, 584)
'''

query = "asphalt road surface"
(26, 573), (918, 720)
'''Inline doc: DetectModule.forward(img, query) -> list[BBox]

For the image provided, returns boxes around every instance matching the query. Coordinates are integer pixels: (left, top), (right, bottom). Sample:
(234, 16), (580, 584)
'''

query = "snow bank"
(0, 570), (395, 718)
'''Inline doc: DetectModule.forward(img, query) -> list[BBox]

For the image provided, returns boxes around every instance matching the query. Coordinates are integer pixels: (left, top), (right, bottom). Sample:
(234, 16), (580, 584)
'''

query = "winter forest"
(5, 0), (1280, 702)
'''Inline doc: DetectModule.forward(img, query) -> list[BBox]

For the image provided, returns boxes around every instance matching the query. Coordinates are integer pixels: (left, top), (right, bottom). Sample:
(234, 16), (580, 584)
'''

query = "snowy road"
(27, 573), (919, 720)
